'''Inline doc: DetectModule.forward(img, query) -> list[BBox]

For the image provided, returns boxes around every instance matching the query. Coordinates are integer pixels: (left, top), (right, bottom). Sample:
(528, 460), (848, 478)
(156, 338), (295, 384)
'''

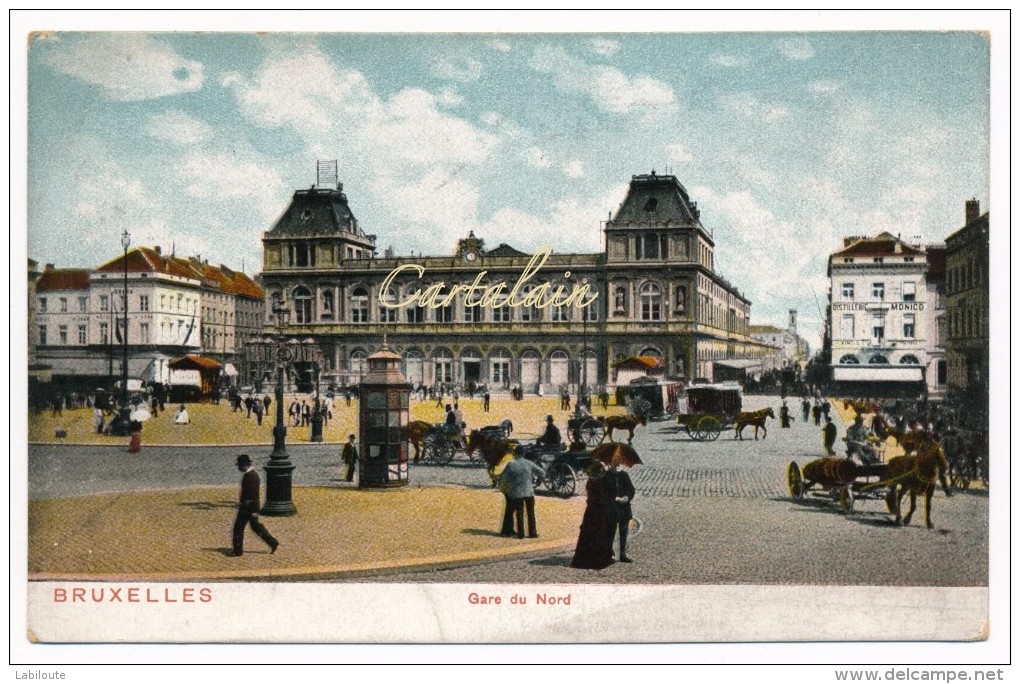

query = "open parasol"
(589, 442), (643, 468)
(129, 408), (151, 422)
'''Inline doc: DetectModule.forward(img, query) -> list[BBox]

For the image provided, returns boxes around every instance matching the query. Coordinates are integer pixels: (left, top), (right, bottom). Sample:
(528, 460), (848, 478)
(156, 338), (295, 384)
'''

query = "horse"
(734, 407), (776, 440)
(406, 420), (433, 463)
(842, 399), (879, 417)
(864, 441), (951, 528)
(479, 419), (513, 439)
(604, 414), (646, 443)
(465, 429), (517, 487)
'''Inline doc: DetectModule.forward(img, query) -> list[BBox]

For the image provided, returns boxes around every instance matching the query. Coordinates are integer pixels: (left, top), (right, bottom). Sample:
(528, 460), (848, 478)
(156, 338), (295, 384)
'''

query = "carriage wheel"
(421, 436), (439, 464)
(786, 461), (803, 499)
(545, 463), (577, 498)
(700, 416), (722, 441)
(432, 440), (455, 466)
(838, 485), (855, 514)
(581, 419), (605, 447)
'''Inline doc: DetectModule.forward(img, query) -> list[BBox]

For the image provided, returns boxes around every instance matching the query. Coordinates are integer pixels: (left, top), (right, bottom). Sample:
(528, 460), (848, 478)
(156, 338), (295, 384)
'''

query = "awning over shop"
(42, 356), (157, 378)
(169, 354), (222, 372)
(713, 359), (765, 371)
(222, 363), (239, 377)
(832, 366), (923, 382)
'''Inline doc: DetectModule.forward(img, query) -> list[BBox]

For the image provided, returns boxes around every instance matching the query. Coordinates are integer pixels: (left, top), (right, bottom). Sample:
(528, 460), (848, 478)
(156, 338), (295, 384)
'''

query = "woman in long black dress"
(571, 461), (615, 570)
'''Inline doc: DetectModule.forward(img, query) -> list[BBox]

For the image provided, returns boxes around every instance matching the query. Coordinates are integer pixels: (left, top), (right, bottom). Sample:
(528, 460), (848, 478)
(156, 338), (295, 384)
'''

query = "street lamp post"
(307, 339), (324, 443)
(578, 277), (590, 409)
(262, 300), (297, 516)
(120, 231), (130, 407)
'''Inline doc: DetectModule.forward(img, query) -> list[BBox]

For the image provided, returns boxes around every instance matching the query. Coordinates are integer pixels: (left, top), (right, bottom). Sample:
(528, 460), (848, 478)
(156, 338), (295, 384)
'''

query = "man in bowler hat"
(231, 454), (279, 557)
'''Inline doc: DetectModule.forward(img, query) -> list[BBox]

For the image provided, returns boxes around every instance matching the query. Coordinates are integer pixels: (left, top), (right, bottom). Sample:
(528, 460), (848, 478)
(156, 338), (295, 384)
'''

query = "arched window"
(351, 287), (369, 323)
(490, 349), (512, 387)
(293, 286), (313, 324)
(640, 282), (662, 321)
(378, 287), (397, 323)
(869, 354), (889, 364)
(492, 294), (512, 323)
(899, 355), (921, 365)
(839, 354), (860, 365)
(349, 349), (368, 379)
(435, 286), (454, 323)
(639, 347), (663, 359)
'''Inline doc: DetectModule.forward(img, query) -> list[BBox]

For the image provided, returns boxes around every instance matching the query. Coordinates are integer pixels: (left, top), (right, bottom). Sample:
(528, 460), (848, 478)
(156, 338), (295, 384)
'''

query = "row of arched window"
(838, 354), (921, 365)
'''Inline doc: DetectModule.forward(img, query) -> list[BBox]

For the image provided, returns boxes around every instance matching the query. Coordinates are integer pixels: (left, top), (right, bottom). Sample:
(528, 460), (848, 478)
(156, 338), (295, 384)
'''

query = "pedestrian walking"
(822, 416), (837, 456)
(801, 398), (811, 423)
(341, 434), (358, 483)
(263, 395), (271, 413)
(127, 420), (142, 454)
(253, 401), (263, 426)
(780, 402), (791, 428)
(812, 403), (822, 426)
(231, 454), (278, 557)
(93, 406), (105, 434)
(483, 390), (491, 412)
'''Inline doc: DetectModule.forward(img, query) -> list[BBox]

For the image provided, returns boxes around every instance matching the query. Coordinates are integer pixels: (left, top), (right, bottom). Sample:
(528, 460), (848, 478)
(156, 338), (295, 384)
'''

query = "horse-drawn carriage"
(786, 457), (891, 514)
(615, 378), (682, 421)
(675, 383), (743, 441)
(516, 443), (593, 498)
(940, 427), (989, 491)
(786, 437), (951, 527)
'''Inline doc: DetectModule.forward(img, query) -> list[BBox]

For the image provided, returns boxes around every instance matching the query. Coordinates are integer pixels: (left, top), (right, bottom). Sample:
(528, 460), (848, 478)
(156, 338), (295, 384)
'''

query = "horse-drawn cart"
(675, 384), (743, 441)
(516, 444), (593, 498)
(419, 423), (483, 466)
(786, 457), (891, 514)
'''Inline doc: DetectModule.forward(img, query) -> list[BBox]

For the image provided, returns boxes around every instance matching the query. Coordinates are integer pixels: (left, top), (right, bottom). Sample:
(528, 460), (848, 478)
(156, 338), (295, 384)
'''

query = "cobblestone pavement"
(26, 395), (990, 586)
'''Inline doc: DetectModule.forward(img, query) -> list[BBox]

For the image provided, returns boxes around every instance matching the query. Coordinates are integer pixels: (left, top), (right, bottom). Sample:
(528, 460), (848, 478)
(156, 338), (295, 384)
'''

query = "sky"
(21, 13), (996, 350)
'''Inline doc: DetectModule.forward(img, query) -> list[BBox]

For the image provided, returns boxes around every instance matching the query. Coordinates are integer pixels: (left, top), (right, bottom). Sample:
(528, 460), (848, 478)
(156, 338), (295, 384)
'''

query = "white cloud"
(371, 169), (481, 243)
(666, 142), (695, 163)
(524, 146), (552, 168)
(710, 54), (746, 68)
(437, 87), (464, 107)
(777, 38), (815, 61)
(40, 34), (203, 101)
(728, 154), (778, 188)
(562, 161), (585, 178)
(591, 39), (621, 57)
(176, 152), (285, 206)
(431, 55), (483, 82)
(145, 110), (211, 145)
(719, 92), (789, 122)
(528, 46), (676, 115)
(806, 80), (841, 94)
(226, 51), (500, 167)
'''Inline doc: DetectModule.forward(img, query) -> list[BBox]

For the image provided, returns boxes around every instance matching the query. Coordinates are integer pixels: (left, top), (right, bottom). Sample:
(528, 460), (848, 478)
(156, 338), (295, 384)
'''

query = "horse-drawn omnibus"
(675, 383), (743, 441)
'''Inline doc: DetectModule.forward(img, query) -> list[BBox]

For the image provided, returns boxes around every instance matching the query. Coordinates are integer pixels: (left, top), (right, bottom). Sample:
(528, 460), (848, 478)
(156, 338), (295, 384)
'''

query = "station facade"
(255, 171), (774, 394)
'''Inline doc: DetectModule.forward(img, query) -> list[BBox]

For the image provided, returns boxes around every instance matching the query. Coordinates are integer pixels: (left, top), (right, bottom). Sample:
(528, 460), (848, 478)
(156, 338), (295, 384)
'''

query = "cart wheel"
(545, 463), (577, 498)
(700, 416), (722, 441)
(433, 441), (455, 466)
(838, 485), (855, 514)
(786, 461), (803, 499)
(420, 436), (438, 464)
(581, 419), (605, 447)
(684, 423), (695, 438)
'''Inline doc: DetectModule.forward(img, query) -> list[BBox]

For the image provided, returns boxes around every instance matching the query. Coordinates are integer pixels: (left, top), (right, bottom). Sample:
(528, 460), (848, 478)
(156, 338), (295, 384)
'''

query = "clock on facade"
(464, 250), (478, 263)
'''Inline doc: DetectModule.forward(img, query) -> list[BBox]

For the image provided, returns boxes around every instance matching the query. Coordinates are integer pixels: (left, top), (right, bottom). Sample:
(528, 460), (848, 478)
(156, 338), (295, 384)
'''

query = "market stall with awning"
(712, 358), (765, 384)
(168, 354), (222, 397)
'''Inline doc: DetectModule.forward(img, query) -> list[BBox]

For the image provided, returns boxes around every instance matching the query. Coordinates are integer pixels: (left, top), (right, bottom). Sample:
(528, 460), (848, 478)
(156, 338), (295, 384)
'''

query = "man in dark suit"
(604, 462), (636, 562)
(231, 454), (279, 557)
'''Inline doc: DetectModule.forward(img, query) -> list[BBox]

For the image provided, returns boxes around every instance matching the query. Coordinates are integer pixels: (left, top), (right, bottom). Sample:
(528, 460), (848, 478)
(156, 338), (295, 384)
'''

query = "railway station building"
(253, 170), (775, 395)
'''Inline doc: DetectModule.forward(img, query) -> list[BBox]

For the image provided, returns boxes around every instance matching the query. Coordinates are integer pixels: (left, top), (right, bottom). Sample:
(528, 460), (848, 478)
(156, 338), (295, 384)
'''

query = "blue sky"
(22, 14), (995, 349)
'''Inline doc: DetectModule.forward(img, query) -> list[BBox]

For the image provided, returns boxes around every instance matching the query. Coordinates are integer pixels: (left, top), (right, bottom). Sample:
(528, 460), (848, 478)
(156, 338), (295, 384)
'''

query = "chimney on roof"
(154, 245), (161, 255)
(965, 198), (980, 225)
(45, 263), (54, 271)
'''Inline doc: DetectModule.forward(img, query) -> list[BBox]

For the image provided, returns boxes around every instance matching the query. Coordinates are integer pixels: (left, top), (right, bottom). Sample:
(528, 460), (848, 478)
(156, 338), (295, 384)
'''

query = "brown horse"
(406, 420), (433, 463)
(865, 442), (951, 528)
(734, 407), (776, 440)
(465, 429), (516, 487)
(604, 414), (646, 443)
(842, 399), (879, 417)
